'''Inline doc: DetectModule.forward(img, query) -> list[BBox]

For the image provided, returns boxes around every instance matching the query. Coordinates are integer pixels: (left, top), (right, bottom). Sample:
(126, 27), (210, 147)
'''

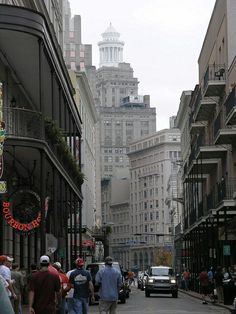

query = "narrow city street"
(89, 288), (230, 314)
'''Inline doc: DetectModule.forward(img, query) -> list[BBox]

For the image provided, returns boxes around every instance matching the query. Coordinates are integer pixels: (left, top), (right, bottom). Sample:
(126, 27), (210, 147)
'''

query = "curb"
(179, 289), (233, 313)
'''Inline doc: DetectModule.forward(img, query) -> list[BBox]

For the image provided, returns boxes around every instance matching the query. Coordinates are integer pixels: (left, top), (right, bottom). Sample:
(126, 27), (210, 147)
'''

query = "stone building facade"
(177, 0), (236, 276)
(127, 128), (181, 270)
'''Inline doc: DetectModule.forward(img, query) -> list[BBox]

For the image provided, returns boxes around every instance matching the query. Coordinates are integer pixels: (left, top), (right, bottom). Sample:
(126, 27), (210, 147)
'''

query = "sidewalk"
(180, 289), (235, 313)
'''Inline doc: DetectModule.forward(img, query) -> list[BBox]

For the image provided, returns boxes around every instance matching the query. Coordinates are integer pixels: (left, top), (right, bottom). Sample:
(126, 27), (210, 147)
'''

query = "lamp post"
(208, 213), (215, 268)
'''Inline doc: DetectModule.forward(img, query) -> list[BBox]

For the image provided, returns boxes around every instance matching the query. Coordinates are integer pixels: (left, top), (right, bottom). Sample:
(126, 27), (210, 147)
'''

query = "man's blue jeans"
(69, 297), (89, 314)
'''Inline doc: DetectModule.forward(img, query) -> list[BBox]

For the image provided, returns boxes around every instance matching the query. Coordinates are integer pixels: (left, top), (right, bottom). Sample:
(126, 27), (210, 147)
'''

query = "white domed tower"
(98, 23), (124, 68)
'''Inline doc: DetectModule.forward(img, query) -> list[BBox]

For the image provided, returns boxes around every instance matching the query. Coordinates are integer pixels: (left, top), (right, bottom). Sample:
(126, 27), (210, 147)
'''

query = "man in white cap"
(95, 256), (122, 314)
(28, 255), (61, 314)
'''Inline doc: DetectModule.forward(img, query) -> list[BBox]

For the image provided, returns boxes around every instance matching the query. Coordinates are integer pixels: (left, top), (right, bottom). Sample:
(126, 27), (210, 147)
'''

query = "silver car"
(145, 266), (178, 298)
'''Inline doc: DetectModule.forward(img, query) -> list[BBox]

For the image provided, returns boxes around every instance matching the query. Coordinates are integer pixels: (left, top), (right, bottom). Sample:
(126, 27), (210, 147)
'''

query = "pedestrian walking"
(207, 267), (215, 302)
(95, 256), (122, 314)
(182, 269), (191, 291)
(66, 265), (76, 314)
(127, 270), (135, 288)
(199, 267), (210, 304)
(11, 263), (24, 314)
(53, 262), (70, 314)
(0, 255), (17, 301)
(69, 257), (94, 314)
(28, 255), (61, 314)
(214, 266), (224, 303)
(0, 274), (14, 314)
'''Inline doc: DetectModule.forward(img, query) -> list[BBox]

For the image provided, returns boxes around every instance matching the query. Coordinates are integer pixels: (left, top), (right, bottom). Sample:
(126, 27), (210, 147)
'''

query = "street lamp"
(208, 214), (215, 265)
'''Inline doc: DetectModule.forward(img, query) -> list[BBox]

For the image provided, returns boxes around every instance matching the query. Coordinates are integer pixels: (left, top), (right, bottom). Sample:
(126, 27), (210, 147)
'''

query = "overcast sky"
(69, 0), (216, 130)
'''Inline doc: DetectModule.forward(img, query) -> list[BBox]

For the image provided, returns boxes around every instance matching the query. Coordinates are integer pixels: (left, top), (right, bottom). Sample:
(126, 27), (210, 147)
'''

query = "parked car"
(86, 262), (127, 304)
(144, 265), (178, 298)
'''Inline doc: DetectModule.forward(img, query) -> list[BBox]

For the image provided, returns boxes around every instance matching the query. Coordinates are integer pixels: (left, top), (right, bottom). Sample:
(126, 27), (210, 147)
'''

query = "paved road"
(89, 288), (230, 314)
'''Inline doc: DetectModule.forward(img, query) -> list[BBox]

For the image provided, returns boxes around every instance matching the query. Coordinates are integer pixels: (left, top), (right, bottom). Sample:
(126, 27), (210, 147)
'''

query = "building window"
(70, 62), (76, 70)
(70, 51), (75, 57)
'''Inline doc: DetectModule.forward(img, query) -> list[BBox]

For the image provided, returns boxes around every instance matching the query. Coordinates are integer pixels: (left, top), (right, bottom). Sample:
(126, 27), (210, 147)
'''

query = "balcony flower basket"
(44, 117), (84, 186)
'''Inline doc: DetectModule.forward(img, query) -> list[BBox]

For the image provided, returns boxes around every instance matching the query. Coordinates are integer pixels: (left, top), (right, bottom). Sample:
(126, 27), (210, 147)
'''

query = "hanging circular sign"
(2, 189), (41, 235)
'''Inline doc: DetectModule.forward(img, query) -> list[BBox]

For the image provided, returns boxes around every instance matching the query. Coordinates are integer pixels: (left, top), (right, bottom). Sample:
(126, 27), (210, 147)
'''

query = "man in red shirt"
(199, 267), (209, 304)
(28, 255), (61, 314)
(182, 269), (190, 291)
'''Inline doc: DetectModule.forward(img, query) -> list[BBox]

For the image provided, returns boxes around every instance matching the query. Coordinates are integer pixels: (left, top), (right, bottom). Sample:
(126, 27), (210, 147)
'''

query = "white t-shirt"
(0, 265), (11, 281)
(0, 274), (8, 288)
(66, 269), (76, 298)
(0, 266), (11, 296)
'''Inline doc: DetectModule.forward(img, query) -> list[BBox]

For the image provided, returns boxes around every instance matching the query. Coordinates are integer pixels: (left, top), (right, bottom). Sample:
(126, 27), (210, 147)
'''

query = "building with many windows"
(178, 0), (236, 280)
(127, 127), (181, 270)
(96, 24), (156, 180)
(62, 1), (101, 257)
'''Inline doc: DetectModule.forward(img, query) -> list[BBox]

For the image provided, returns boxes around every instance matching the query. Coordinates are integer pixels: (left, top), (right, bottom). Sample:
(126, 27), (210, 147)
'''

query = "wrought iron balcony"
(3, 107), (83, 187)
(202, 64), (226, 97)
(225, 86), (236, 125)
(3, 107), (44, 140)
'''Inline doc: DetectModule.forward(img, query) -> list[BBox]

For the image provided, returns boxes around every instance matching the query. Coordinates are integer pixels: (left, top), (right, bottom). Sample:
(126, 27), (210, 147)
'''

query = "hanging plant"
(44, 117), (84, 186)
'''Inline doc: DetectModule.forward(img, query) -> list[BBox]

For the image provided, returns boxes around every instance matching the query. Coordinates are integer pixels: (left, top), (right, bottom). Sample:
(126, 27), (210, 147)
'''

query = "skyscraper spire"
(98, 23), (124, 68)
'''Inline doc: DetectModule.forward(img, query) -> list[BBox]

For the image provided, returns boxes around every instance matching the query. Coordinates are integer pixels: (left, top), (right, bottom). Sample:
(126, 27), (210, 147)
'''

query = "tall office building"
(127, 127), (181, 269)
(97, 24), (156, 180)
(62, 1), (101, 236)
(63, 0), (92, 71)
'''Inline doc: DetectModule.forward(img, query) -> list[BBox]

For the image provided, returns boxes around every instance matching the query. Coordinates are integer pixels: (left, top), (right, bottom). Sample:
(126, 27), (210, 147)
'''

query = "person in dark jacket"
(69, 257), (94, 314)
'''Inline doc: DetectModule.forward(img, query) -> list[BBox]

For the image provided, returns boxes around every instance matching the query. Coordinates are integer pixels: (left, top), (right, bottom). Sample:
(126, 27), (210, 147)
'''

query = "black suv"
(144, 266), (178, 298)
(86, 262), (127, 304)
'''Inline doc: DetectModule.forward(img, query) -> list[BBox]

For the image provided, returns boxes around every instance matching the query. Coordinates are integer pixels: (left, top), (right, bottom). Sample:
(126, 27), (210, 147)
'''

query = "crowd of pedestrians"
(181, 265), (236, 305)
(0, 254), (122, 314)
